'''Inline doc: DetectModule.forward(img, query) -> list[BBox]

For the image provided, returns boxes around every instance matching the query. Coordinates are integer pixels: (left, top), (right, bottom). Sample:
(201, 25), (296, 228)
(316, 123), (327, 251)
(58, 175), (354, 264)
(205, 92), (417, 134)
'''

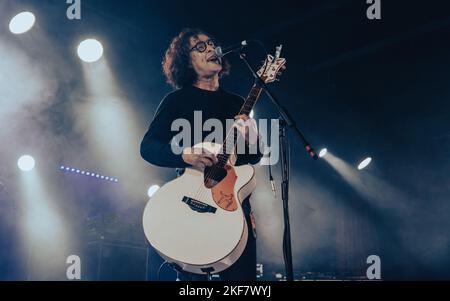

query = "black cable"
(267, 131), (276, 198)
(281, 122), (292, 280)
(284, 127), (291, 279)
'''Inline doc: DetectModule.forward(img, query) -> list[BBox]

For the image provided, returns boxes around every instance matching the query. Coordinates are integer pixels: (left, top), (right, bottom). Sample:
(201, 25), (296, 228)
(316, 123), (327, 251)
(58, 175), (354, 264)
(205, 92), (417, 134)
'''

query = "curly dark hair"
(162, 28), (230, 89)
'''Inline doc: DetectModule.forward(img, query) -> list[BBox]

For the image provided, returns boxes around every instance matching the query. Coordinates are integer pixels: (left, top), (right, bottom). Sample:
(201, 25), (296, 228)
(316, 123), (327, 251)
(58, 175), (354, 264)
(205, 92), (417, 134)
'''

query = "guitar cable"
(156, 260), (180, 281)
(268, 154), (276, 198)
(157, 261), (172, 281)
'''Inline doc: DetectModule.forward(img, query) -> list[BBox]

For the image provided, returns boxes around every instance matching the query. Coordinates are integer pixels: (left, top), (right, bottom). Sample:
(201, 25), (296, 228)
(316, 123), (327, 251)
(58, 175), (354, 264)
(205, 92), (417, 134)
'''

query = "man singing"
(140, 28), (263, 281)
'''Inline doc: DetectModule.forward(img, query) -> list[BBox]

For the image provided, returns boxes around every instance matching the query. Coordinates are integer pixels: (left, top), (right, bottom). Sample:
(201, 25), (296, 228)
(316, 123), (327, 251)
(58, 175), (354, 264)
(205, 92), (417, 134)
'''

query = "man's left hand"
(234, 114), (260, 145)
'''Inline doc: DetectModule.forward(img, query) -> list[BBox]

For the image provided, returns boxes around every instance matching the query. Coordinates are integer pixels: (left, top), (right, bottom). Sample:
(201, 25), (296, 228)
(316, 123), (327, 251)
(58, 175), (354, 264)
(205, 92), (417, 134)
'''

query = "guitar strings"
(193, 85), (263, 203)
(193, 98), (258, 204)
(194, 69), (268, 202)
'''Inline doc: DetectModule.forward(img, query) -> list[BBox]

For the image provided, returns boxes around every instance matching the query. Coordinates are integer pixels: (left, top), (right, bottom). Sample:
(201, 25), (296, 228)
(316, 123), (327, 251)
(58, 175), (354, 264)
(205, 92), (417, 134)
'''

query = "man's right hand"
(182, 147), (218, 172)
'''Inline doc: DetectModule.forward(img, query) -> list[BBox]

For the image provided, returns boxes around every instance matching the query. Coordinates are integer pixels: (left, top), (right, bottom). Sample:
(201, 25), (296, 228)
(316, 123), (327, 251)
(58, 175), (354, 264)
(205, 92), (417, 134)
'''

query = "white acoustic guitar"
(142, 50), (286, 275)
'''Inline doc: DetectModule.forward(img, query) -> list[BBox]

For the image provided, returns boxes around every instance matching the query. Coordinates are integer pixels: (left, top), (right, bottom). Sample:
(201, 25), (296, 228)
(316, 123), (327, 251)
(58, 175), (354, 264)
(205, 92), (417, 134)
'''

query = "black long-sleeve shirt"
(140, 85), (263, 169)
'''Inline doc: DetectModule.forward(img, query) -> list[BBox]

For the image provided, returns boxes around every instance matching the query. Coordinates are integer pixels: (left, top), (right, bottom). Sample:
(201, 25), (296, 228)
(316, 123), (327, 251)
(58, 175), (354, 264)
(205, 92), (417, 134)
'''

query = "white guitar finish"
(143, 142), (256, 274)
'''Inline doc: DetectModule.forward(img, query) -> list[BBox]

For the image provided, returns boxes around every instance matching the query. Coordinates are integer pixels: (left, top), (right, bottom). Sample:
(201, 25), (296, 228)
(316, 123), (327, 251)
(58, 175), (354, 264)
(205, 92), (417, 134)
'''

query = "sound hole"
(204, 165), (227, 189)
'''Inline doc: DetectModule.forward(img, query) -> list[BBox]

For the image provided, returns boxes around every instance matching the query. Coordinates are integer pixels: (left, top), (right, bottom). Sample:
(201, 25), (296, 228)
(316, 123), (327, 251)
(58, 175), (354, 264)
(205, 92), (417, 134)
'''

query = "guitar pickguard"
(211, 165), (238, 211)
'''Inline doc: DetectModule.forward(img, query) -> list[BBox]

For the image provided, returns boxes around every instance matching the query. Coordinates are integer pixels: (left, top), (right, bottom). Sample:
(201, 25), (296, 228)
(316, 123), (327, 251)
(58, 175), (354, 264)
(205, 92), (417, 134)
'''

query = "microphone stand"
(238, 51), (318, 281)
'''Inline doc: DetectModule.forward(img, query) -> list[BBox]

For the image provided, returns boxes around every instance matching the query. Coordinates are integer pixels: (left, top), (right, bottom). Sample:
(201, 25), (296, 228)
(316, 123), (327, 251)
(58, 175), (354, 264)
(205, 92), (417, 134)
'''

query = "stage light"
(18, 155), (35, 172)
(249, 110), (255, 119)
(319, 148), (328, 158)
(9, 12), (36, 34)
(77, 39), (104, 63)
(147, 185), (160, 198)
(357, 157), (372, 170)
(60, 165), (118, 183)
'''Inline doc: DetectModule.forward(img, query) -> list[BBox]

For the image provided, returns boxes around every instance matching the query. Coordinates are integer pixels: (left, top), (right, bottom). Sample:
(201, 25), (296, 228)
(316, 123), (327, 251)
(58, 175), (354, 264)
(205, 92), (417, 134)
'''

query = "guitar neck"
(217, 84), (264, 167)
(239, 84), (264, 116)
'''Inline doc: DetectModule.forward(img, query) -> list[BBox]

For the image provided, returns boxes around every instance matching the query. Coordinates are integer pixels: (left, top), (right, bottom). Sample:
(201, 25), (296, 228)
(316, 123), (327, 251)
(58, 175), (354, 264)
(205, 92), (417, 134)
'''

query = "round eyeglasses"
(189, 39), (217, 53)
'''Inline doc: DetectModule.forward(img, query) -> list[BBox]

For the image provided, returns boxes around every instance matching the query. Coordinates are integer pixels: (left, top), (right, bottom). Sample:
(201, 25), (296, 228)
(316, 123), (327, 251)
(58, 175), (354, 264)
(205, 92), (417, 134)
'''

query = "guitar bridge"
(182, 197), (217, 214)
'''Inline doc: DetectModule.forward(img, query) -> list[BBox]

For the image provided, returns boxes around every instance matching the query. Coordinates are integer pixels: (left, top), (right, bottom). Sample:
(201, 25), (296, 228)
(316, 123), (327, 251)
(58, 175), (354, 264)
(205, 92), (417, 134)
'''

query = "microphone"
(215, 40), (248, 58)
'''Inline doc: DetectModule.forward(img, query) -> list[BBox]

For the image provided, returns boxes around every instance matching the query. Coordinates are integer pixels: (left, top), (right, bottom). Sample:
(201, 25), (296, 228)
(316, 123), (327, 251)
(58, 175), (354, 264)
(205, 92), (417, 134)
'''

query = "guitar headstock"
(257, 45), (287, 84)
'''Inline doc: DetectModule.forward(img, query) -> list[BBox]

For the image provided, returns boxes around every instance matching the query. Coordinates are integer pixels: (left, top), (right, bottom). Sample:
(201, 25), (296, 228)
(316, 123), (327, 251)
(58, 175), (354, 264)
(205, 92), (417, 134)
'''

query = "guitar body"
(142, 142), (256, 274)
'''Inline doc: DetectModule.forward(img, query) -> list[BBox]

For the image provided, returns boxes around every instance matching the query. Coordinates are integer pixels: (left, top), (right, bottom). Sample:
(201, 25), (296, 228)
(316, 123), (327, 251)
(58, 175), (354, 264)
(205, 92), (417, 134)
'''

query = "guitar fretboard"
(216, 84), (264, 168)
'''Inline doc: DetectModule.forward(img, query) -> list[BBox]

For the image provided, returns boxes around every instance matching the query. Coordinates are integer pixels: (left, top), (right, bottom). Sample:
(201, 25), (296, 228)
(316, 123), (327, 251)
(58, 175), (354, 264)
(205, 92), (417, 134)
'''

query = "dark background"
(0, 0), (449, 280)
